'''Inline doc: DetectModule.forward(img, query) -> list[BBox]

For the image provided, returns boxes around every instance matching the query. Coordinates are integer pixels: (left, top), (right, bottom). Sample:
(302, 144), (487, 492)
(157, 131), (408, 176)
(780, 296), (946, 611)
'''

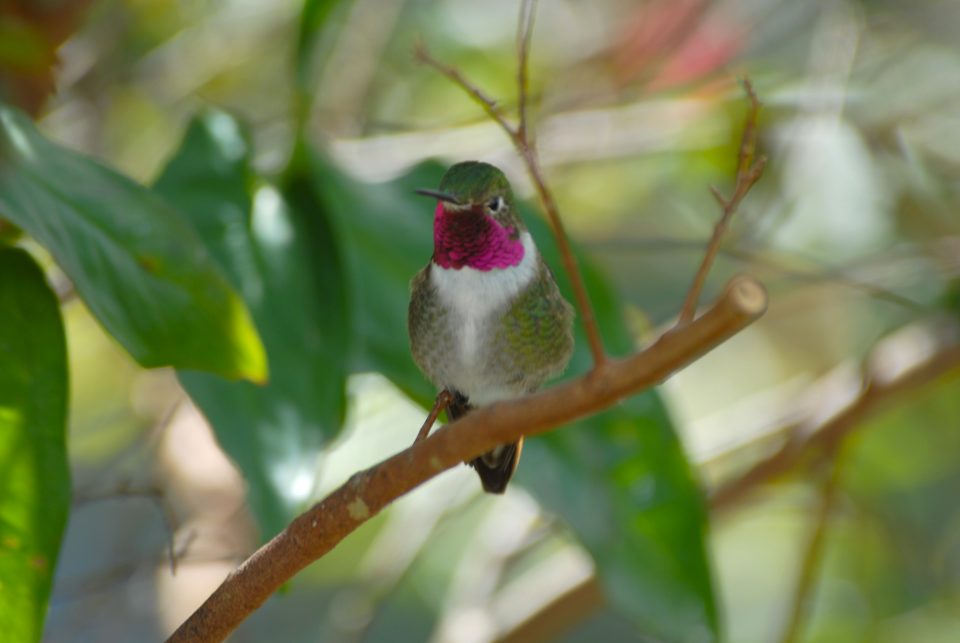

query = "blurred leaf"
(295, 0), (345, 89)
(838, 375), (960, 607)
(312, 151), (717, 640)
(293, 0), (348, 129)
(155, 111), (347, 538)
(0, 102), (266, 381)
(941, 279), (960, 318)
(522, 402), (717, 642)
(0, 247), (70, 642)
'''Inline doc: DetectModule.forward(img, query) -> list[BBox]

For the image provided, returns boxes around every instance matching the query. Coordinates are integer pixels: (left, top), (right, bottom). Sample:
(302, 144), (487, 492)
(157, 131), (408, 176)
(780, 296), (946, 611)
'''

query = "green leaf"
(0, 102), (266, 381)
(523, 406), (717, 643)
(293, 0), (348, 131)
(0, 247), (70, 642)
(155, 111), (348, 538)
(315, 154), (717, 641)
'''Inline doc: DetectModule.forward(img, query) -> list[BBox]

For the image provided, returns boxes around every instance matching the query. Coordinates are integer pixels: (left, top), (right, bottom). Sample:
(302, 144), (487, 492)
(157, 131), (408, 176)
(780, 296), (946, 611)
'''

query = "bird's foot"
(414, 389), (455, 443)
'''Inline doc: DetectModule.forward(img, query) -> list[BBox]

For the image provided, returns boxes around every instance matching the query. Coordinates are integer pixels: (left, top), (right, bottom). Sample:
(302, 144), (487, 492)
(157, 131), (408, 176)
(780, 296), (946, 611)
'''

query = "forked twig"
(416, 0), (607, 367)
(678, 79), (766, 325)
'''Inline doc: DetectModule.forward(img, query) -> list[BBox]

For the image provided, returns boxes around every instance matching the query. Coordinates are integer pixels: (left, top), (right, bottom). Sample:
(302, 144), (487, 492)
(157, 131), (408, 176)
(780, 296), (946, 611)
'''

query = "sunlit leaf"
(0, 102), (266, 381)
(156, 111), (348, 538)
(0, 247), (69, 642)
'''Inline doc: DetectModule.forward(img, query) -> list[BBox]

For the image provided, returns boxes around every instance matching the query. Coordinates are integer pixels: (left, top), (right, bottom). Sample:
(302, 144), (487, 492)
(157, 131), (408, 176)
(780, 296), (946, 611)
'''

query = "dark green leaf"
(156, 111), (348, 538)
(0, 247), (70, 642)
(838, 376), (960, 609)
(0, 102), (266, 381)
(295, 0), (346, 90)
(941, 279), (960, 318)
(293, 0), (348, 130)
(522, 403), (717, 643)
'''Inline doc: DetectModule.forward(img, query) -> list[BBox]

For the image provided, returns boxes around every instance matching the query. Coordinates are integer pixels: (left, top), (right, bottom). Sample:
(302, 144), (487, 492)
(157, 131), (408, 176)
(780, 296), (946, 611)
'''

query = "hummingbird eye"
(487, 196), (504, 214)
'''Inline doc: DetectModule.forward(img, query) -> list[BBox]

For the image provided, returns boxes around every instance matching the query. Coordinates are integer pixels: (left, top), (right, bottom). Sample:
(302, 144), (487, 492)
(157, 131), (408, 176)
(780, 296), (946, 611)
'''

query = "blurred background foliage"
(1, 0), (960, 641)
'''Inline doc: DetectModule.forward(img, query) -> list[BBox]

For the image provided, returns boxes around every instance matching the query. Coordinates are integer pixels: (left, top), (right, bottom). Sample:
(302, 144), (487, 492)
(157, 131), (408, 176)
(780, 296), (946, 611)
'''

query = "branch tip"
(726, 275), (767, 317)
(677, 78), (765, 325)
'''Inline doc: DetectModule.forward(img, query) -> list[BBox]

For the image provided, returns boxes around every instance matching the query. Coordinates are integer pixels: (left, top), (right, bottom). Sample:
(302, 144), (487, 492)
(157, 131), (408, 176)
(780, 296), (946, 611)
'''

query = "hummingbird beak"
(415, 188), (460, 205)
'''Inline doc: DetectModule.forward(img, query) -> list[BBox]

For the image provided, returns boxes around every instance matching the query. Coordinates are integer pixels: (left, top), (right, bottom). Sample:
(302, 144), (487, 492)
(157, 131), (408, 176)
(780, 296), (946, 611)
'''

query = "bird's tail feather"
(469, 440), (523, 494)
(448, 390), (523, 494)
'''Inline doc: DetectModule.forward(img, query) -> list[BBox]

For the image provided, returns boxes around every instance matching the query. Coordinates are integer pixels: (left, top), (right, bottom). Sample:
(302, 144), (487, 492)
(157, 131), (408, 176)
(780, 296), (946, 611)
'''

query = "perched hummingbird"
(408, 161), (575, 493)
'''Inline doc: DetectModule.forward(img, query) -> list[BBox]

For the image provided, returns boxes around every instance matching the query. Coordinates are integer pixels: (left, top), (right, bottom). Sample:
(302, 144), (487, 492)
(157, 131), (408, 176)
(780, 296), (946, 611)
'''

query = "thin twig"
(75, 485), (182, 575)
(585, 236), (927, 313)
(678, 79), (766, 325)
(166, 275), (767, 643)
(516, 0), (537, 143)
(416, 4), (607, 367)
(415, 389), (453, 442)
(736, 79), (761, 177)
(413, 41), (515, 138)
(777, 453), (845, 643)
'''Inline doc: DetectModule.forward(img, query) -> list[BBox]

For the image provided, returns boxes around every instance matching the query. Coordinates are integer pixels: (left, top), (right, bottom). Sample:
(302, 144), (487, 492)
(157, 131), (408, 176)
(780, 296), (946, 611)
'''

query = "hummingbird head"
(416, 161), (527, 271)
(416, 161), (524, 230)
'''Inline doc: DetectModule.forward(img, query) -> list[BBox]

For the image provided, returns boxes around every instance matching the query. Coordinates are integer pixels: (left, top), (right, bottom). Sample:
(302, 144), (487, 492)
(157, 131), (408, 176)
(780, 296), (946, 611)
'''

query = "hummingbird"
(408, 161), (575, 493)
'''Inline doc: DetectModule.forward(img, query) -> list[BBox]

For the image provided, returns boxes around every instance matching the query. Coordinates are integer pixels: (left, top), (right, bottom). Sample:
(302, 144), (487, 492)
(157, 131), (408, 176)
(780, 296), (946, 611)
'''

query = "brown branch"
(495, 575), (604, 643)
(710, 323), (960, 512)
(777, 454), (845, 643)
(416, 5), (607, 367)
(413, 41), (516, 139)
(678, 79), (766, 325)
(166, 275), (766, 642)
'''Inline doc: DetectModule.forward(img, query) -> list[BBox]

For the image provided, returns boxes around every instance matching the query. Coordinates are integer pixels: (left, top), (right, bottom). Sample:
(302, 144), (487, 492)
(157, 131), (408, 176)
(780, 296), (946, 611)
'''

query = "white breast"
(430, 232), (538, 378)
